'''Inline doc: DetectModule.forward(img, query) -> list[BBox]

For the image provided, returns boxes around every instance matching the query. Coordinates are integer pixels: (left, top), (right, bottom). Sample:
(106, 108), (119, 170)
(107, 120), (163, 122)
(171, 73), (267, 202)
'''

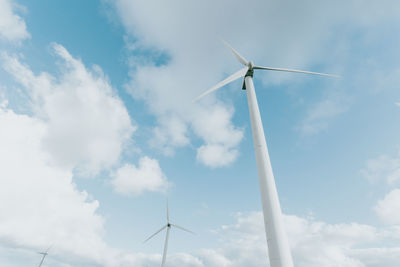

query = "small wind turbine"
(144, 201), (194, 267)
(37, 245), (52, 267)
(195, 41), (338, 267)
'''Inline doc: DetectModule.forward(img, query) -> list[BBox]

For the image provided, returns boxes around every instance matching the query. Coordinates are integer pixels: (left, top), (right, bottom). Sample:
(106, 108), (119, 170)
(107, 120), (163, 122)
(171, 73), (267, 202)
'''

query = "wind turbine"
(195, 41), (338, 267)
(144, 201), (194, 267)
(37, 245), (52, 267)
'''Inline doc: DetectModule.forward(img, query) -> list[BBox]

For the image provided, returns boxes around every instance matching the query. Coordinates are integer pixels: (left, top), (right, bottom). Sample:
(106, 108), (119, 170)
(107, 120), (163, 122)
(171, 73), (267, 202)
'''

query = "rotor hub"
(248, 61), (254, 70)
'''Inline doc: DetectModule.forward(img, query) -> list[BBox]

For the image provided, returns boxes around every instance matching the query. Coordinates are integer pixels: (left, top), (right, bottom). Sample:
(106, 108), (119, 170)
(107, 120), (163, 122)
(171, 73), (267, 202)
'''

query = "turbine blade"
(171, 224), (195, 235)
(143, 225), (167, 243)
(194, 67), (248, 102)
(253, 66), (340, 78)
(221, 40), (248, 66)
(166, 199), (169, 223)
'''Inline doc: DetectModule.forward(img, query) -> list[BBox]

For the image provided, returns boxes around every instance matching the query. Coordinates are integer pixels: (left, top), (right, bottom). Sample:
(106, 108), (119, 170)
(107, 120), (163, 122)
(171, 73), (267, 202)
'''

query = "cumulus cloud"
(126, 60), (244, 167)
(0, 0), (29, 41)
(0, 44), (170, 265)
(193, 105), (243, 167)
(0, 106), (119, 266)
(374, 189), (400, 225)
(197, 144), (239, 168)
(112, 156), (169, 196)
(2, 44), (136, 176)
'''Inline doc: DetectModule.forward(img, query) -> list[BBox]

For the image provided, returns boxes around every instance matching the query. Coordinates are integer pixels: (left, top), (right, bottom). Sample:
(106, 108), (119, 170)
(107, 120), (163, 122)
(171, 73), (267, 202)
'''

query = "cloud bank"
(0, 44), (169, 265)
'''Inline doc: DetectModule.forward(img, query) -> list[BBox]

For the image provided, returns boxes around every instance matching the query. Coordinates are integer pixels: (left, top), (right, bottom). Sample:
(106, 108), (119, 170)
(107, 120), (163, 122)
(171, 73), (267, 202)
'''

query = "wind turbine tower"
(195, 41), (338, 267)
(144, 201), (194, 267)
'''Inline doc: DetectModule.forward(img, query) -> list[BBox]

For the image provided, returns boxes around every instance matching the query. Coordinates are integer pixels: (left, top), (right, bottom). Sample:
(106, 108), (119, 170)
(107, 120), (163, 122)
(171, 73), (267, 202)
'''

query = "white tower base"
(245, 75), (294, 267)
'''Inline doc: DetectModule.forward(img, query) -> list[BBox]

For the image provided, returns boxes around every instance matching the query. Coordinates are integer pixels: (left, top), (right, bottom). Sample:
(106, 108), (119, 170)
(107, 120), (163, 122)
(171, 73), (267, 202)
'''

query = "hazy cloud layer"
(361, 151), (400, 186)
(298, 93), (350, 134)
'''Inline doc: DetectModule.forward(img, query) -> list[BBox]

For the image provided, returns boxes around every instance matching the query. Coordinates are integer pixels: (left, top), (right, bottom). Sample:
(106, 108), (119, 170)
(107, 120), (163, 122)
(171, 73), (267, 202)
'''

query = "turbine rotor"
(194, 40), (339, 101)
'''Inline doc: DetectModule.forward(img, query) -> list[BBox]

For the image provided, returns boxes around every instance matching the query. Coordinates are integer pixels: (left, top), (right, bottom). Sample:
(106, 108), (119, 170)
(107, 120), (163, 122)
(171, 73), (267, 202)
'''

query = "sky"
(0, 0), (400, 266)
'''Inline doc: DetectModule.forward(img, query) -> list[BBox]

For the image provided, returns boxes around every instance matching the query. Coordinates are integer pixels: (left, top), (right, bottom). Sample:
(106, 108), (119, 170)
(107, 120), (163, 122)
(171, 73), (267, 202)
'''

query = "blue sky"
(1, 0), (400, 266)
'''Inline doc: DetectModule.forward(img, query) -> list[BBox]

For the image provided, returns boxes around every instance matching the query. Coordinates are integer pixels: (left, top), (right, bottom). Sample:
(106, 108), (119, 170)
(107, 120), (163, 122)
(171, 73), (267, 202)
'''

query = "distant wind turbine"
(37, 245), (52, 267)
(195, 41), (338, 267)
(144, 200), (194, 267)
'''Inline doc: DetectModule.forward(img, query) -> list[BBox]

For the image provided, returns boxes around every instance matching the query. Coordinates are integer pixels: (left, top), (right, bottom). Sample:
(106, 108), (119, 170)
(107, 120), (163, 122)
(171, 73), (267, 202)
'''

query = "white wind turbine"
(195, 41), (338, 267)
(144, 201), (194, 267)
(37, 245), (52, 267)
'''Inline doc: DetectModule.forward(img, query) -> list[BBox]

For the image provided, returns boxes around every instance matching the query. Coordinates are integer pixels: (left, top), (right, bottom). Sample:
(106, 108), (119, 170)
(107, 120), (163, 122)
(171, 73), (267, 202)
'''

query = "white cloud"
(0, 106), (117, 266)
(360, 151), (400, 185)
(396, 102), (400, 107)
(167, 253), (203, 267)
(2, 44), (136, 176)
(361, 151), (400, 226)
(350, 247), (400, 267)
(0, 44), (171, 266)
(150, 115), (190, 155)
(108, 0), (400, 164)
(112, 211), (400, 267)
(112, 157), (169, 196)
(374, 189), (400, 225)
(193, 212), (400, 267)
(0, 0), (29, 41)
(197, 144), (239, 168)
(193, 105), (243, 167)
(126, 61), (244, 167)
(298, 95), (349, 135)
(286, 215), (375, 267)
